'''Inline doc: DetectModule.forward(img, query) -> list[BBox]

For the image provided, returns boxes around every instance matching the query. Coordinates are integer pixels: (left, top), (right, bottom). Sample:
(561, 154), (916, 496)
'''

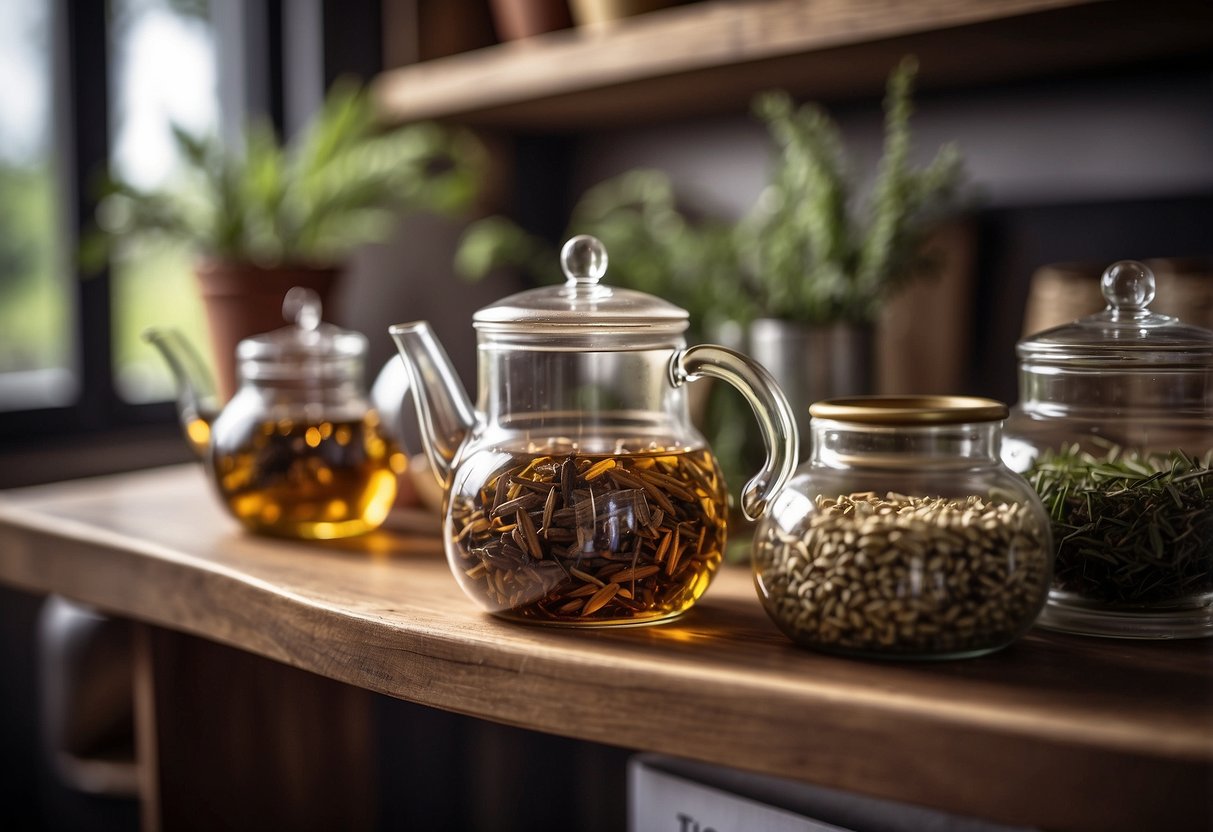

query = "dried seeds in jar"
(754, 492), (1050, 657)
(754, 396), (1053, 659)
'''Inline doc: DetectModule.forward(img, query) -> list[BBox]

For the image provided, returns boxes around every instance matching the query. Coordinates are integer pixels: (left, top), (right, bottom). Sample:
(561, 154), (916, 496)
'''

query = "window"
(0, 1), (244, 436)
(0, 0), (73, 412)
(0, 0), (215, 431)
(108, 0), (216, 403)
(0, 0), (377, 445)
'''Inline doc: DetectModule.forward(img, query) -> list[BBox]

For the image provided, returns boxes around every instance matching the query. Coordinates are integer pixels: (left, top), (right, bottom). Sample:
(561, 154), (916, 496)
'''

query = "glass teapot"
(1003, 260), (1213, 638)
(390, 235), (798, 626)
(147, 287), (403, 539)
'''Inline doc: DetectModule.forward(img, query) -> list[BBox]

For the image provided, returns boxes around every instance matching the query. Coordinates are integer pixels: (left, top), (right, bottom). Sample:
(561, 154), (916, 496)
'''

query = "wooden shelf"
(1, 465), (1211, 831)
(372, 0), (1213, 130)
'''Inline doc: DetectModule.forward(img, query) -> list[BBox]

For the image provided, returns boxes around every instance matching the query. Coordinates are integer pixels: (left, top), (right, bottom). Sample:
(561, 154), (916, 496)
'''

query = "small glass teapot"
(147, 288), (404, 539)
(1003, 260), (1213, 638)
(390, 235), (798, 626)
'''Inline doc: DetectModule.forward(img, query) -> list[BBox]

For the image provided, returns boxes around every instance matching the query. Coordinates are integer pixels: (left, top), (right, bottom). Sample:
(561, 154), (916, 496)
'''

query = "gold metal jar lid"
(809, 395), (1009, 425)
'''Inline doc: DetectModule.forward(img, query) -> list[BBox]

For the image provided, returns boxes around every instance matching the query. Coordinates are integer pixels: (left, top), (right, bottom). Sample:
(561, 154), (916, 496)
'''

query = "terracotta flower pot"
(569, 0), (682, 26)
(487, 0), (572, 40)
(194, 259), (341, 400)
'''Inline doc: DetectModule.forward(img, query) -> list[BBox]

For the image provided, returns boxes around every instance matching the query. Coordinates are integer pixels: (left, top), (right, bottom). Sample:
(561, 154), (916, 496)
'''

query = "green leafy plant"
(456, 57), (964, 329)
(86, 78), (484, 268)
(740, 57), (963, 323)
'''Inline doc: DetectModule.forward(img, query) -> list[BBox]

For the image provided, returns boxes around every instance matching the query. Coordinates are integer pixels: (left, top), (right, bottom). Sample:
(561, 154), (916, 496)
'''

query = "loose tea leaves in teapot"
(448, 447), (728, 624)
(149, 287), (405, 540)
(214, 414), (403, 539)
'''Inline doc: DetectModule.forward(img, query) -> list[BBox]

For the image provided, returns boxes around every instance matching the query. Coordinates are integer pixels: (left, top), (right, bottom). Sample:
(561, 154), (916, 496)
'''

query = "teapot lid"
(237, 287), (366, 377)
(1017, 260), (1213, 365)
(473, 236), (689, 341)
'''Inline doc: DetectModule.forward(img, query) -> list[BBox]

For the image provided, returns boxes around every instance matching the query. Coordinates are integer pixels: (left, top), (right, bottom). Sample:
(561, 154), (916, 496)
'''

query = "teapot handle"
(670, 345), (799, 521)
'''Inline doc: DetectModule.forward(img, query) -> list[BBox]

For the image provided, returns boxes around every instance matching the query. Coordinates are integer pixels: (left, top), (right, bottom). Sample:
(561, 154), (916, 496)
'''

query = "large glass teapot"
(1003, 260), (1213, 638)
(390, 235), (798, 626)
(147, 288), (403, 539)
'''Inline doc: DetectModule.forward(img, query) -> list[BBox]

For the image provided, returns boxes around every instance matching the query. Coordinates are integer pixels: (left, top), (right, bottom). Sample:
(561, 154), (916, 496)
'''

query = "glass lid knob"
(561, 234), (609, 287)
(1101, 260), (1156, 313)
(283, 286), (322, 332)
(238, 284), (364, 364)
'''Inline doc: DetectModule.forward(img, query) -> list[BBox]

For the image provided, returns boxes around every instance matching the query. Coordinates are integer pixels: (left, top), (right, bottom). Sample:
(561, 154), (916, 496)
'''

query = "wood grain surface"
(372, 0), (1213, 129)
(132, 625), (376, 832)
(1, 465), (1211, 831)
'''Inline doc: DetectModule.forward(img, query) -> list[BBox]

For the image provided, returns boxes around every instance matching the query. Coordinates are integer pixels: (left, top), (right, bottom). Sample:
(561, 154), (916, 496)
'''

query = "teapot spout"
(143, 328), (221, 459)
(388, 321), (475, 488)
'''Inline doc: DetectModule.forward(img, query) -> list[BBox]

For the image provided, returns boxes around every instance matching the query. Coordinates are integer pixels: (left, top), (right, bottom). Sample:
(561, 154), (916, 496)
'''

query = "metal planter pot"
(748, 318), (874, 459)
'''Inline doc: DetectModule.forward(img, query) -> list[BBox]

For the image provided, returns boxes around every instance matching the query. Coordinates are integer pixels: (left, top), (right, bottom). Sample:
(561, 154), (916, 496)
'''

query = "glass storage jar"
(1003, 260), (1213, 639)
(754, 396), (1052, 659)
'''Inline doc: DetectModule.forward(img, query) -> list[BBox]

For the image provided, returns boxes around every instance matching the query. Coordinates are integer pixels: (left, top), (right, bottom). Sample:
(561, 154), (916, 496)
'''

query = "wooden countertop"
(1, 465), (1210, 831)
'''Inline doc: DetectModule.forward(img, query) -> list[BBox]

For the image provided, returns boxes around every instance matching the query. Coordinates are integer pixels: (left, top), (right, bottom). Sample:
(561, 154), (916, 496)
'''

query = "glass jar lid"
(472, 235), (689, 341)
(810, 395), (1009, 425)
(237, 287), (366, 379)
(1017, 260), (1213, 365)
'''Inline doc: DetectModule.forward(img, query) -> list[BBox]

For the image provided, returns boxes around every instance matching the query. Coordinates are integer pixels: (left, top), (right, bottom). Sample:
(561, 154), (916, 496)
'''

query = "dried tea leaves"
(449, 449), (728, 624)
(1026, 445), (1213, 608)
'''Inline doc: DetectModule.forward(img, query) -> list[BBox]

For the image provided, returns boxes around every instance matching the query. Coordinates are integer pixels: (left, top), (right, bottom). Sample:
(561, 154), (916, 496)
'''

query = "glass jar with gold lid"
(754, 396), (1052, 659)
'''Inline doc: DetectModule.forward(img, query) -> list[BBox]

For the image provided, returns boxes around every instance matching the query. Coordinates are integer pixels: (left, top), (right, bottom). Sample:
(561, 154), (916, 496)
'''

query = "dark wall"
(972, 194), (1213, 403)
(562, 65), (1213, 401)
(0, 586), (41, 832)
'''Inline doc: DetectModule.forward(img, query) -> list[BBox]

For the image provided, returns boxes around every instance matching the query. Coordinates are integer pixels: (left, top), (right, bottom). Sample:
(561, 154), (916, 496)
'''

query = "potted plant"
(739, 56), (965, 443)
(87, 79), (484, 398)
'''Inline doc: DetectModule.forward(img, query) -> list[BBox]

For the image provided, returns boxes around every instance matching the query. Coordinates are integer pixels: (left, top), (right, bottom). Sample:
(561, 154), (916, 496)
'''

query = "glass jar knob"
(1101, 259), (1155, 316)
(561, 234), (609, 287)
(283, 286), (323, 331)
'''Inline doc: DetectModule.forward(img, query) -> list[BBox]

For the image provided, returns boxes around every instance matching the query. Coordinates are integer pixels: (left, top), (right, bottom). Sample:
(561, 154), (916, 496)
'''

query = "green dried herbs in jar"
(1004, 261), (1213, 639)
(1026, 444), (1212, 611)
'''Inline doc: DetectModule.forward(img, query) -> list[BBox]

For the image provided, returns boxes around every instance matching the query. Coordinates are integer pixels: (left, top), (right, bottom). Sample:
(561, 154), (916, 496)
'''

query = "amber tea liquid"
(212, 415), (403, 539)
(447, 446), (728, 625)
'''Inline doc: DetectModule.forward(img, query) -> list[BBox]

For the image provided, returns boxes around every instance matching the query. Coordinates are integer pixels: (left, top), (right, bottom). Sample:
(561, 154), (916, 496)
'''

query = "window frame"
(0, 0), (381, 451)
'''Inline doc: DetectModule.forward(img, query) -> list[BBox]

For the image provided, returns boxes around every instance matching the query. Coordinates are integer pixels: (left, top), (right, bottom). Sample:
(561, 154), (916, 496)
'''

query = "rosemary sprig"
(1026, 444), (1213, 607)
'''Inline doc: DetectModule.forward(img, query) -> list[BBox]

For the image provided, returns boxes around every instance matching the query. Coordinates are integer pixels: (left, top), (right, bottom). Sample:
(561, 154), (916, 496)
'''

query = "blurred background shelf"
(373, 0), (1213, 129)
